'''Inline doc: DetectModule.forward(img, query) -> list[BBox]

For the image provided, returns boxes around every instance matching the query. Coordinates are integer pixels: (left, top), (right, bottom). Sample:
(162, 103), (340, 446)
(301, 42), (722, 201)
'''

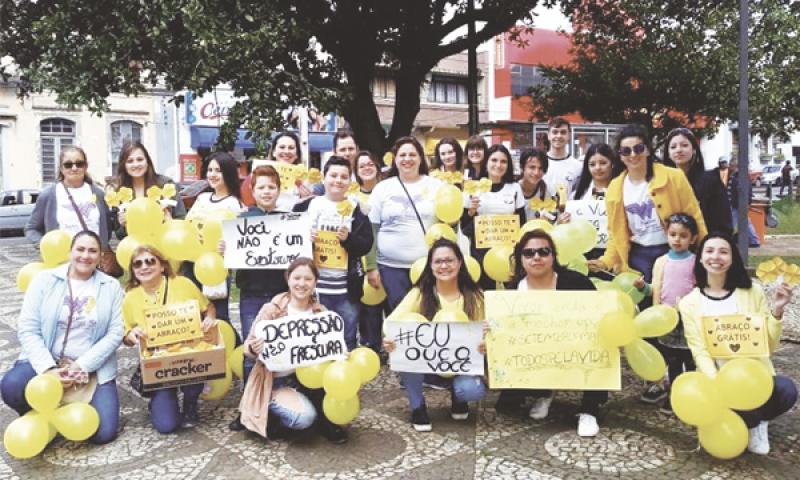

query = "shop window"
(372, 76), (396, 99)
(110, 120), (143, 174)
(427, 76), (468, 104)
(511, 64), (551, 96)
(40, 118), (76, 184)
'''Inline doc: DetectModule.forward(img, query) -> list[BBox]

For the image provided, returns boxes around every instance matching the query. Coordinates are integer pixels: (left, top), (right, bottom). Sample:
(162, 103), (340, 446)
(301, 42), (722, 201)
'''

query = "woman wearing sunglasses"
(495, 229), (606, 437)
(26, 146), (113, 249)
(588, 124), (707, 285)
(122, 245), (217, 433)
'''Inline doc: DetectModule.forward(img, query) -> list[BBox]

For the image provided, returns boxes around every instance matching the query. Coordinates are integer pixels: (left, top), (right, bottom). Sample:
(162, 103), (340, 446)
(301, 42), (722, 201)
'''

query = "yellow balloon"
(194, 252), (227, 285)
(217, 321), (236, 357)
(549, 224), (581, 263)
(16, 262), (46, 292)
(24, 374), (63, 412)
(613, 271), (646, 304)
(598, 311), (636, 347)
(566, 255), (589, 275)
(322, 394), (360, 425)
(297, 361), (331, 389)
(200, 220), (223, 253)
(671, 371), (723, 426)
(126, 198), (163, 236)
(50, 403), (100, 441)
(715, 358), (774, 411)
(229, 345), (244, 379)
(160, 220), (202, 261)
(483, 245), (513, 282)
(200, 366), (232, 401)
(3, 414), (50, 459)
(465, 255), (481, 282)
(322, 360), (361, 400)
(698, 408), (749, 459)
(348, 347), (380, 384)
(434, 185), (463, 224)
(623, 338), (667, 381)
(361, 277), (387, 306)
(615, 290), (638, 318)
(634, 305), (680, 338)
(409, 257), (427, 284)
(569, 219), (598, 253)
(24, 410), (57, 443)
(40, 230), (71, 266)
(432, 310), (469, 323)
(520, 219), (553, 237)
(425, 223), (457, 247)
(116, 235), (143, 271)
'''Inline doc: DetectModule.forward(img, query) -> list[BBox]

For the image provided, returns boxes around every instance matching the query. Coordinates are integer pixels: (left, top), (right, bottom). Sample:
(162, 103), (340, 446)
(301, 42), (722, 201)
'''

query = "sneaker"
(182, 403), (199, 428)
(319, 422), (348, 444)
(640, 383), (668, 404)
(450, 386), (469, 420)
(528, 396), (553, 420)
(411, 406), (432, 432)
(747, 421), (770, 455)
(229, 414), (245, 431)
(495, 396), (526, 418)
(577, 413), (599, 437)
(659, 398), (673, 415)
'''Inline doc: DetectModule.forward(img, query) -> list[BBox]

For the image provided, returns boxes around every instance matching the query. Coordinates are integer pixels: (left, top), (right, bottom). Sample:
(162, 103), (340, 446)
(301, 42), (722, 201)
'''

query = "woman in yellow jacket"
(679, 232), (796, 456)
(383, 238), (486, 432)
(588, 124), (708, 282)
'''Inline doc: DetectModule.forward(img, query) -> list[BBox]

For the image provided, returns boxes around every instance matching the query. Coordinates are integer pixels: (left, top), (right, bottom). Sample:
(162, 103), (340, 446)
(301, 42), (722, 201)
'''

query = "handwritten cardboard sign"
(565, 200), (608, 248)
(485, 290), (621, 390)
(702, 314), (769, 359)
(142, 300), (203, 347)
(314, 230), (348, 269)
(475, 214), (520, 249)
(222, 213), (311, 269)
(256, 311), (348, 370)
(384, 321), (485, 376)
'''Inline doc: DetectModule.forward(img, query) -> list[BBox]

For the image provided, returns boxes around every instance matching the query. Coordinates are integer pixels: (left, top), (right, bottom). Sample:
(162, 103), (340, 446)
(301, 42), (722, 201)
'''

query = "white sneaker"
(528, 396), (553, 420)
(747, 421), (770, 455)
(577, 413), (599, 437)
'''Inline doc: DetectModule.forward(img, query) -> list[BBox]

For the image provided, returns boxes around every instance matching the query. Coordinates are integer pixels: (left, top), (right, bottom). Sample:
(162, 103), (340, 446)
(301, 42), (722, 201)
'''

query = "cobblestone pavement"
(0, 240), (798, 480)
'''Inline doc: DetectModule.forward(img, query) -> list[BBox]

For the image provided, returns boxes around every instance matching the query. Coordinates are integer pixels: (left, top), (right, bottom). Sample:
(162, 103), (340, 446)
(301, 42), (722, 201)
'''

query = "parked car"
(758, 164), (799, 187)
(0, 189), (39, 236)
(178, 179), (209, 210)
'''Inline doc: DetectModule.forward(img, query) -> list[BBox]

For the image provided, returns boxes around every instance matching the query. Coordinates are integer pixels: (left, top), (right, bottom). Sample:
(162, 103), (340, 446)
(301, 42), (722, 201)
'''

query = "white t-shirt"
(368, 176), (443, 268)
(543, 155), (582, 197)
(189, 192), (244, 219)
(52, 278), (99, 362)
(571, 180), (607, 201)
(622, 177), (667, 246)
(466, 183), (525, 216)
(307, 196), (354, 295)
(56, 183), (101, 237)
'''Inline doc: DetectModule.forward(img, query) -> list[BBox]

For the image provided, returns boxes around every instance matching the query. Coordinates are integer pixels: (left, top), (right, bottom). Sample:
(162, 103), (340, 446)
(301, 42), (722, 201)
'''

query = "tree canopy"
(1, 0), (555, 155)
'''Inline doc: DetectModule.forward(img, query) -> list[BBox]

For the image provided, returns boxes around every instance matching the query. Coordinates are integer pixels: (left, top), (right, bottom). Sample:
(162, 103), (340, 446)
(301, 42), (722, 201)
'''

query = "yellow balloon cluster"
(434, 185), (463, 224)
(756, 256), (800, 284)
(3, 374), (100, 459)
(17, 229), (75, 292)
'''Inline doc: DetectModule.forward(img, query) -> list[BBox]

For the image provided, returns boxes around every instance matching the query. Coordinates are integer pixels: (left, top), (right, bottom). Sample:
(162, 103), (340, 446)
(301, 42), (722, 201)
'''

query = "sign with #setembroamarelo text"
(384, 320), (485, 376)
(475, 214), (520, 249)
(485, 290), (621, 390)
(256, 310), (348, 371)
(222, 213), (311, 269)
(142, 300), (204, 347)
(702, 314), (769, 359)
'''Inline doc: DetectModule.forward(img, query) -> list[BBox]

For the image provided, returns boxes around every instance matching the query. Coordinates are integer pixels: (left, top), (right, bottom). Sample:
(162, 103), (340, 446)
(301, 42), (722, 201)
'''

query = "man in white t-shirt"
(542, 117), (582, 199)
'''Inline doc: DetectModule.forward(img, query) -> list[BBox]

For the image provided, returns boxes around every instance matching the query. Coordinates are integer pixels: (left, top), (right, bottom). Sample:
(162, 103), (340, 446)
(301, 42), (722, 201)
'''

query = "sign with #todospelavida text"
(475, 214), (520, 249)
(564, 199), (608, 248)
(256, 311), (348, 370)
(702, 314), (769, 359)
(142, 300), (204, 347)
(384, 320), (485, 376)
(222, 213), (311, 269)
(485, 290), (621, 390)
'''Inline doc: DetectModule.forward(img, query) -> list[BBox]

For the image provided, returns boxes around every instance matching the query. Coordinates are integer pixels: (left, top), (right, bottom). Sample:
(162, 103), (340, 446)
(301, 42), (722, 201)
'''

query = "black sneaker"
(494, 392), (526, 418)
(182, 403), (200, 428)
(319, 422), (348, 444)
(229, 414), (245, 431)
(411, 406), (432, 432)
(451, 388), (469, 420)
(640, 383), (668, 404)
(266, 420), (291, 441)
(659, 398), (674, 415)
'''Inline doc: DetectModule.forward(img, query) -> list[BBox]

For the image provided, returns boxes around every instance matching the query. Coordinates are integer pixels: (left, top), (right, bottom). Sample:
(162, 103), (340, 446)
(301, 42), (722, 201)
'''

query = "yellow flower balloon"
(463, 180), (480, 195)
(117, 187), (134, 203)
(452, 172), (464, 184)
(146, 185), (163, 201)
(529, 196), (557, 212)
(782, 263), (800, 285)
(104, 191), (121, 208)
(336, 200), (355, 217)
(161, 183), (177, 199)
(755, 260), (780, 283)
(478, 178), (492, 193)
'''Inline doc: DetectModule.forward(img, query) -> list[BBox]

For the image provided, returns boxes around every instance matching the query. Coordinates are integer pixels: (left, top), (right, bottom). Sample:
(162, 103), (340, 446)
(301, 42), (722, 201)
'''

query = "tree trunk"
(387, 66), (424, 150)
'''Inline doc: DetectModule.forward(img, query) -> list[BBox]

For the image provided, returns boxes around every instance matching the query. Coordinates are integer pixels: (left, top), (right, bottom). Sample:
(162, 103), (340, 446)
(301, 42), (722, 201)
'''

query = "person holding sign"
(461, 144), (526, 290)
(1, 230), (124, 445)
(294, 157), (374, 351)
(122, 246), (218, 433)
(494, 229), (607, 437)
(240, 258), (347, 443)
(383, 238), (486, 432)
(270, 131), (315, 209)
(679, 232), (797, 455)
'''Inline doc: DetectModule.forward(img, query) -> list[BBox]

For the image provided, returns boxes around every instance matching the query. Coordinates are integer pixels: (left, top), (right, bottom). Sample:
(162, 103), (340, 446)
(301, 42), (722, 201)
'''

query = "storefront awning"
(190, 126), (334, 152)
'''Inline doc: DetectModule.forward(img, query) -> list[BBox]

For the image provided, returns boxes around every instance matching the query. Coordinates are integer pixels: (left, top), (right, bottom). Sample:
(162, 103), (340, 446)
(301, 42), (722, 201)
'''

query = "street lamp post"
(737, 0), (750, 262)
(467, 0), (479, 136)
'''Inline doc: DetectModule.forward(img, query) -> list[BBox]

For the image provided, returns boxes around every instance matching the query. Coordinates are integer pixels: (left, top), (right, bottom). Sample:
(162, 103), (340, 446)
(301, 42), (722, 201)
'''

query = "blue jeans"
(318, 293), (360, 351)
(736, 375), (797, 428)
(359, 302), (385, 353)
(182, 264), (239, 344)
(378, 264), (412, 313)
(148, 383), (204, 434)
(239, 295), (272, 382)
(1, 360), (119, 444)
(399, 372), (486, 410)
(270, 376), (317, 430)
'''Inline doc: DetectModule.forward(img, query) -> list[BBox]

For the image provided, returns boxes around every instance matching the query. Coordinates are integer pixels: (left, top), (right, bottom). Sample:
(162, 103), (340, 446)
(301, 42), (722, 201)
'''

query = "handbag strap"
(62, 182), (89, 232)
(398, 178), (426, 234)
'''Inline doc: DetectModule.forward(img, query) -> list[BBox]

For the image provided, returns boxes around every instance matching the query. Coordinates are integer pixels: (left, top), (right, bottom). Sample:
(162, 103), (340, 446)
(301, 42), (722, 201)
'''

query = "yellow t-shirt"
(122, 275), (209, 336)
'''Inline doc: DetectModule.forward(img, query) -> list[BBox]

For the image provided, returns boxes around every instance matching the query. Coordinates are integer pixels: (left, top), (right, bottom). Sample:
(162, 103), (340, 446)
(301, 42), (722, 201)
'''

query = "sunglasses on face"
(62, 161), (87, 169)
(521, 247), (552, 259)
(618, 143), (647, 157)
(132, 257), (158, 269)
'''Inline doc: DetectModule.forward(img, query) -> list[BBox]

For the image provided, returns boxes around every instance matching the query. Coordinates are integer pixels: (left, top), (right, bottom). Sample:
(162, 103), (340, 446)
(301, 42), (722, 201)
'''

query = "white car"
(758, 164), (798, 187)
(0, 189), (39, 236)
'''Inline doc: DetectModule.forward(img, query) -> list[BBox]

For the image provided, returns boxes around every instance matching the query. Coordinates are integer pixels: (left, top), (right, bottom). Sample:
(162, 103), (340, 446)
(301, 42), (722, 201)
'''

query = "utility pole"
(737, 0), (750, 262)
(467, 0), (479, 136)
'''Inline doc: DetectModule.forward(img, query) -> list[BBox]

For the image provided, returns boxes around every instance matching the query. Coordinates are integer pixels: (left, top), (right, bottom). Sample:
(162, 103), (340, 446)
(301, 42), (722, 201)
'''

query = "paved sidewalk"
(0, 241), (798, 479)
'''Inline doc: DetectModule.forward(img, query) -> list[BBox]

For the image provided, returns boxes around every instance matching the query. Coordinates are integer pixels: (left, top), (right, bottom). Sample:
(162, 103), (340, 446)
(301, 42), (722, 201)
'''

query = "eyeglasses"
(433, 258), (458, 267)
(132, 257), (158, 269)
(521, 247), (552, 259)
(62, 161), (87, 169)
(618, 143), (647, 157)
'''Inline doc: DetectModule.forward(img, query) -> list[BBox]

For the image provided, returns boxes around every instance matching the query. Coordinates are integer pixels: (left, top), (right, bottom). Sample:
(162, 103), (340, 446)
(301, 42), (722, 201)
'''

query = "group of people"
(1, 119), (795, 458)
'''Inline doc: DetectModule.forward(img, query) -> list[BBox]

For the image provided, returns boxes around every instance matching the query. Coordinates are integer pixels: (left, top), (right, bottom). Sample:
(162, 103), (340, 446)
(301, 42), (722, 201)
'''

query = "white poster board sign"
(256, 311), (348, 370)
(384, 321), (485, 376)
(222, 213), (311, 269)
